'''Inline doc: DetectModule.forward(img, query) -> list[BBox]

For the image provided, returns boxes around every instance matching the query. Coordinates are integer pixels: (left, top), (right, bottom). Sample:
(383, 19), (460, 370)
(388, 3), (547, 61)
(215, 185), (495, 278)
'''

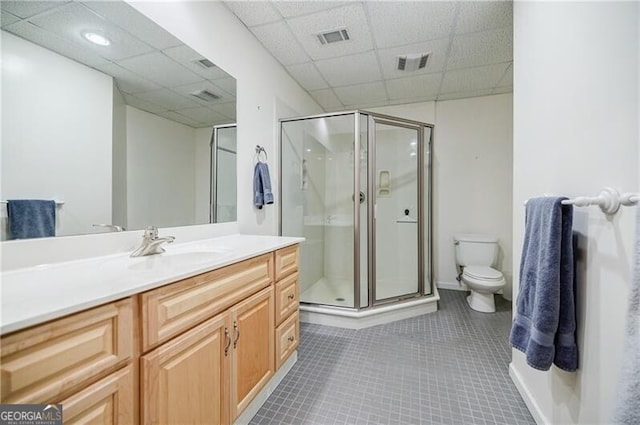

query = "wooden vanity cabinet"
(0, 298), (136, 424)
(140, 253), (277, 424)
(0, 243), (300, 425)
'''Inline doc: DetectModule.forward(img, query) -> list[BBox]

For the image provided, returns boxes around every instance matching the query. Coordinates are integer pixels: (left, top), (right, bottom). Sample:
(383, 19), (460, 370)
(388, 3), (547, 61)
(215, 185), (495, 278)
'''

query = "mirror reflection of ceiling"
(224, 1), (512, 110)
(1, 0), (236, 129)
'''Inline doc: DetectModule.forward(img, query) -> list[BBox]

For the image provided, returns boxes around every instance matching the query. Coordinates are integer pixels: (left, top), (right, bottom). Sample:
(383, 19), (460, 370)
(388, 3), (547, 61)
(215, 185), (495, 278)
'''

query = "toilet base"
(466, 292), (496, 313)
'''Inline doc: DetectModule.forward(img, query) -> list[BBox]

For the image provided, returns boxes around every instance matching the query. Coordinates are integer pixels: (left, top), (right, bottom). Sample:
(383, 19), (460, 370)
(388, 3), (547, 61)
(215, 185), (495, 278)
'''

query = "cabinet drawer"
(141, 253), (273, 352)
(274, 273), (299, 326)
(274, 245), (299, 281)
(1, 298), (133, 404)
(275, 311), (299, 370)
(61, 365), (135, 425)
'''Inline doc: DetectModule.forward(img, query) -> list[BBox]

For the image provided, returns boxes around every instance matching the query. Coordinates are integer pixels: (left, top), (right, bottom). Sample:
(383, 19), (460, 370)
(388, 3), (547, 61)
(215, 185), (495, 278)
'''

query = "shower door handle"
(352, 191), (365, 204)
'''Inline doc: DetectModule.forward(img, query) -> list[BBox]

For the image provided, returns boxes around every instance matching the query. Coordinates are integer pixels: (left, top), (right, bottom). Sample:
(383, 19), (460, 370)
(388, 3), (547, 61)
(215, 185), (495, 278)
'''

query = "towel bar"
(525, 188), (639, 214)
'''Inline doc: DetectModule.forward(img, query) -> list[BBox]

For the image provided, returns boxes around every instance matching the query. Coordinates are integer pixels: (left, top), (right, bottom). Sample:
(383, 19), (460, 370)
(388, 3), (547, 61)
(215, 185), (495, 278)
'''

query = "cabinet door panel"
(1, 298), (133, 404)
(275, 273), (299, 326)
(230, 287), (274, 419)
(275, 311), (299, 370)
(61, 365), (135, 425)
(141, 313), (230, 425)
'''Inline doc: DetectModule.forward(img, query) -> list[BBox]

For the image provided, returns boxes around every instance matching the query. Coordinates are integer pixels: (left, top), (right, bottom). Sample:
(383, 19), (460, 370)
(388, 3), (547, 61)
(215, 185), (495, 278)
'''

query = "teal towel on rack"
(509, 197), (578, 372)
(7, 199), (56, 239)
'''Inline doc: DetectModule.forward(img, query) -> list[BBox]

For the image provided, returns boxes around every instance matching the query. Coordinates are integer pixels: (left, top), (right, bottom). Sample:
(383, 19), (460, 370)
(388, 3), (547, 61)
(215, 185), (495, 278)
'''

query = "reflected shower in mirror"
(211, 125), (237, 223)
(0, 0), (237, 240)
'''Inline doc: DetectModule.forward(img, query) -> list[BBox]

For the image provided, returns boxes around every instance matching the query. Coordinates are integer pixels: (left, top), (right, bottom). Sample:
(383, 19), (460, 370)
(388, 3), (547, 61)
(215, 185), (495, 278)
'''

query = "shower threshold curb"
(299, 290), (440, 329)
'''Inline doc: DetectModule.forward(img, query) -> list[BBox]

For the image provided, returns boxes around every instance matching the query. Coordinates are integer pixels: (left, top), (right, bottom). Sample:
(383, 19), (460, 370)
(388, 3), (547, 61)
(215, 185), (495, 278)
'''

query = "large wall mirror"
(0, 0), (237, 240)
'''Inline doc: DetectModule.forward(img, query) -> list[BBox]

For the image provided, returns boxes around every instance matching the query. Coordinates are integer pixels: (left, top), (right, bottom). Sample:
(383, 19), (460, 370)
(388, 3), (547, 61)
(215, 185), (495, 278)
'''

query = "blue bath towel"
(7, 199), (56, 239)
(510, 197), (578, 372)
(612, 206), (640, 423)
(253, 162), (274, 209)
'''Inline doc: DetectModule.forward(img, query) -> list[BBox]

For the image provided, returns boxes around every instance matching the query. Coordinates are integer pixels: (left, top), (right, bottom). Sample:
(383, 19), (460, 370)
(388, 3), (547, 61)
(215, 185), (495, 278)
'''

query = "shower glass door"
(281, 114), (359, 308)
(370, 117), (423, 304)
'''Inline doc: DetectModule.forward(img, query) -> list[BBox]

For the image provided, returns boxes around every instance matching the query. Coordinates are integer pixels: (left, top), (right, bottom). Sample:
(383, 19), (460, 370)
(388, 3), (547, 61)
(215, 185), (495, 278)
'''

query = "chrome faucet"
(131, 226), (175, 257)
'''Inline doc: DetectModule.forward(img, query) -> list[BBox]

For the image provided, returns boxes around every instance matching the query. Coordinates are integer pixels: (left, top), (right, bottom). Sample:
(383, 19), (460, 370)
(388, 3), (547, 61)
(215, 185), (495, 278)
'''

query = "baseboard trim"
(437, 281), (467, 291)
(234, 352), (297, 425)
(509, 362), (547, 425)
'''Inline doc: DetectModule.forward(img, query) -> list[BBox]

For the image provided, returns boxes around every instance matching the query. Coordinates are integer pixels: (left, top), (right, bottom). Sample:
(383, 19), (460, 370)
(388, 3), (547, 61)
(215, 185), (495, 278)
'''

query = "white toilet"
(453, 234), (506, 313)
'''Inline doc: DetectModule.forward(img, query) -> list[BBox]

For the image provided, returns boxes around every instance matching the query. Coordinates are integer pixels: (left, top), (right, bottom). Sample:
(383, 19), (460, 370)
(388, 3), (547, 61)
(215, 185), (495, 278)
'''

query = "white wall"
(1, 32), (113, 239)
(112, 87), (128, 230)
(126, 106), (197, 229)
(129, 1), (323, 236)
(511, 2), (639, 424)
(434, 94), (513, 295)
(194, 127), (213, 225)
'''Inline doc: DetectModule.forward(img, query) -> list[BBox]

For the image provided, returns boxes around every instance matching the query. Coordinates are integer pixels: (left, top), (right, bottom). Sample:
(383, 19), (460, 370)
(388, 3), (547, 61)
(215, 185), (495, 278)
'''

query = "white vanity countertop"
(0, 234), (303, 334)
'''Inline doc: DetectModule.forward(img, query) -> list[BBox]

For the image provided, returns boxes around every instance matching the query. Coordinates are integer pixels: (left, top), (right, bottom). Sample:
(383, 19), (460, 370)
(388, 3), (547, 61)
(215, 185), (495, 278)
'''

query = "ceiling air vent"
(316, 28), (350, 45)
(397, 53), (430, 71)
(193, 58), (216, 69)
(190, 89), (220, 102)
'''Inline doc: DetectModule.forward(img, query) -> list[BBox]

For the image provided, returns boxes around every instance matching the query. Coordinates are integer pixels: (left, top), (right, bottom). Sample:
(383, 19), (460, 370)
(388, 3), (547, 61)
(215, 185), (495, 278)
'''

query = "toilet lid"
(464, 266), (503, 281)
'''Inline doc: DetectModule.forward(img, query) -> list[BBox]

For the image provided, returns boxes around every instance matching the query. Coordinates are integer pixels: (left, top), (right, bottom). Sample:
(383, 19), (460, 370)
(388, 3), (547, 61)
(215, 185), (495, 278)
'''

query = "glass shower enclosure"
(280, 111), (433, 310)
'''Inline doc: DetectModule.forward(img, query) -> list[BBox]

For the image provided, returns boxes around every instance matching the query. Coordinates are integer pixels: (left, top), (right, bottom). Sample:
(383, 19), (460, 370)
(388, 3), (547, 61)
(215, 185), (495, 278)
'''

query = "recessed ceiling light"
(82, 31), (111, 46)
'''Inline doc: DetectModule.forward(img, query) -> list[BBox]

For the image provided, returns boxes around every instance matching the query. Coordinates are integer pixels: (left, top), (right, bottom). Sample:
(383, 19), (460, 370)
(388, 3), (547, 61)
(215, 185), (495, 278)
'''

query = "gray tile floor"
(250, 289), (535, 425)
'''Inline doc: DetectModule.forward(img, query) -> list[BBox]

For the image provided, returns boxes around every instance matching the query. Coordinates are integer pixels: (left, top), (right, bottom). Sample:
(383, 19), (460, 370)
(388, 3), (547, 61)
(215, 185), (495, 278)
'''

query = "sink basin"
(129, 247), (233, 271)
(99, 245), (234, 273)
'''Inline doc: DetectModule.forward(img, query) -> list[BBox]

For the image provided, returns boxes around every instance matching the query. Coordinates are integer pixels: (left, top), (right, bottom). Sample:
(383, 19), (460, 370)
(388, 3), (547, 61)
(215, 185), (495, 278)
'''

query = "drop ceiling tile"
(385, 73), (442, 101)
(455, 1), (513, 34)
(4, 20), (110, 67)
(208, 102), (237, 120)
(117, 51), (203, 87)
(333, 81), (387, 107)
(174, 106), (228, 124)
(97, 62), (162, 94)
(309, 88), (342, 110)
(0, 1), (66, 19)
(250, 21), (309, 66)
(440, 63), (510, 94)
(437, 89), (494, 102)
(366, 1), (457, 48)
(446, 28), (512, 70)
(286, 3), (373, 60)
(123, 94), (167, 113)
(315, 51), (381, 87)
(163, 45), (232, 80)
(273, 2), (350, 18)
(212, 77), (237, 97)
(27, 2), (154, 61)
(135, 89), (201, 110)
(496, 63), (513, 87)
(1, 10), (21, 27)
(286, 62), (328, 91)
(377, 38), (450, 80)
(81, 1), (183, 50)
(170, 81), (234, 106)
(225, 2), (282, 27)
(156, 110), (201, 127)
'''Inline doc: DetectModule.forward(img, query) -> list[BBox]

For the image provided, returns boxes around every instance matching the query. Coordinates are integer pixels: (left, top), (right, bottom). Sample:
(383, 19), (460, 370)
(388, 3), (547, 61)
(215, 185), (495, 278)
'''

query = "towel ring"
(255, 145), (268, 162)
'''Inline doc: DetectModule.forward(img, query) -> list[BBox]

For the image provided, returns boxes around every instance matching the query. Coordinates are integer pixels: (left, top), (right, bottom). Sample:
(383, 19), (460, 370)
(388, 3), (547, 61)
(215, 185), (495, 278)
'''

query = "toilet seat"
(463, 266), (503, 282)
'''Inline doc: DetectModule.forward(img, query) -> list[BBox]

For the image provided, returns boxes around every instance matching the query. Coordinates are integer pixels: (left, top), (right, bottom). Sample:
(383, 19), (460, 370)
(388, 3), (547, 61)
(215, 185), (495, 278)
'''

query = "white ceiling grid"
(225, 0), (513, 111)
(1, 0), (236, 128)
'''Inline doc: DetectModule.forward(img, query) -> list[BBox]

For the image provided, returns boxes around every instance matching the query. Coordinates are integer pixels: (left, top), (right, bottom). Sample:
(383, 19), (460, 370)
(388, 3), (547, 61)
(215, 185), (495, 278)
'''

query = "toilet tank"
(453, 234), (499, 267)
